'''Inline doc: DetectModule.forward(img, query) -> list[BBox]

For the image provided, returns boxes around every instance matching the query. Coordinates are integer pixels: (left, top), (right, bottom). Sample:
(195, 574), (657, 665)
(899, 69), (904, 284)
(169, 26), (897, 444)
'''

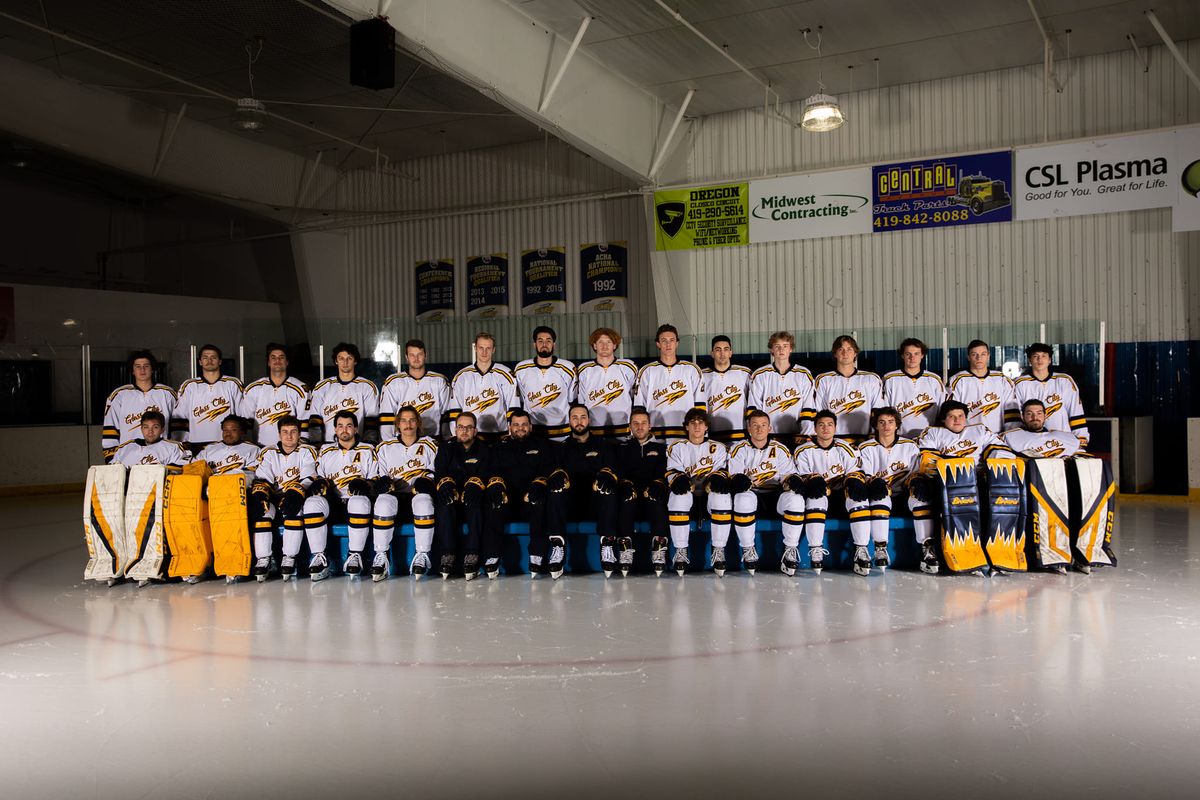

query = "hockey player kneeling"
(1003, 399), (1116, 574)
(248, 416), (318, 581)
(727, 410), (801, 575)
(791, 411), (860, 575)
(665, 408), (731, 576)
(916, 401), (1022, 576)
(304, 411), (378, 581)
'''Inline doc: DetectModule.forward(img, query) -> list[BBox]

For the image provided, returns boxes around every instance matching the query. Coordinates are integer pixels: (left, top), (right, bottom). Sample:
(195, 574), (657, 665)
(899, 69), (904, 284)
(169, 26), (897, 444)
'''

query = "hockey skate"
(463, 553), (480, 581)
(308, 552), (329, 582)
(853, 545), (872, 577)
(600, 537), (617, 578)
(343, 551), (364, 579)
(528, 555), (545, 578)
(650, 536), (668, 577)
(873, 542), (890, 571)
(710, 546), (726, 577)
(781, 545), (799, 576)
(371, 552), (390, 583)
(485, 557), (501, 580)
(741, 544), (758, 575)
(809, 546), (829, 575)
(440, 553), (455, 581)
(1101, 543), (1118, 567)
(252, 556), (273, 583)
(548, 536), (566, 580)
(618, 537), (634, 577)
(280, 555), (297, 582)
(182, 575), (201, 585)
(673, 546), (690, 577)
(409, 551), (430, 580)
(919, 539), (939, 574)
(224, 575), (239, 585)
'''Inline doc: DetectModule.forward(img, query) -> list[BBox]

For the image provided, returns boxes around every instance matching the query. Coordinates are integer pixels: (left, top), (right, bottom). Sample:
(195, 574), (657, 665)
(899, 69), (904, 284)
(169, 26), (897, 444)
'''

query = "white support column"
(238, 346), (246, 384)
(318, 345), (325, 382)
(539, 16), (591, 113)
(1098, 320), (1106, 411)
(189, 345), (198, 381)
(81, 344), (91, 426)
(941, 327), (949, 384)
(152, 103), (187, 176)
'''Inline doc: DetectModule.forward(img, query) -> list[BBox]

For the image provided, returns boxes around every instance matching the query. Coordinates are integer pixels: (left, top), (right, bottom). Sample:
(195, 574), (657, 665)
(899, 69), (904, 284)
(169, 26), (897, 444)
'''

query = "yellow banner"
(654, 183), (749, 250)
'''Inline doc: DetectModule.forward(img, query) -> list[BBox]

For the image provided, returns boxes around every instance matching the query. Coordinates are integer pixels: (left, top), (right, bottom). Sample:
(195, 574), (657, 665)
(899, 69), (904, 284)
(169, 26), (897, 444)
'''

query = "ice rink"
(2, 492), (1198, 799)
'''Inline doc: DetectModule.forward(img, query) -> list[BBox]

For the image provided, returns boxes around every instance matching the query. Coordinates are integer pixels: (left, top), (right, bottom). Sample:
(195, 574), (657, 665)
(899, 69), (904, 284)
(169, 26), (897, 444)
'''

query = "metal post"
(1146, 10), (1200, 95)
(539, 16), (591, 113)
(649, 88), (695, 179)
(152, 103), (188, 176)
(189, 344), (197, 380)
(318, 344), (325, 381)
(941, 327), (949, 383)
(1039, 322), (1046, 344)
(1098, 320), (1106, 412)
(81, 344), (91, 426)
(238, 345), (245, 383)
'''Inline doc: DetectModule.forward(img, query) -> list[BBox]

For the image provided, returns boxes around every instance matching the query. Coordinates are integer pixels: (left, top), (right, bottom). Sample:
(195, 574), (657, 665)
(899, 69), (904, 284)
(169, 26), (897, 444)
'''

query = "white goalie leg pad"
(123, 465), (167, 581)
(667, 491), (694, 549)
(1026, 459), (1072, 568)
(1073, 458), (1116, 566)
(83, 465), (128, 581)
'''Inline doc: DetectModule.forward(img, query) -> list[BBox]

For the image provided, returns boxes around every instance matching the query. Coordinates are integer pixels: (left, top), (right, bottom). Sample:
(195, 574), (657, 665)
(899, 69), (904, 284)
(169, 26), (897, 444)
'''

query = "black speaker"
(350, 17), (395, 90)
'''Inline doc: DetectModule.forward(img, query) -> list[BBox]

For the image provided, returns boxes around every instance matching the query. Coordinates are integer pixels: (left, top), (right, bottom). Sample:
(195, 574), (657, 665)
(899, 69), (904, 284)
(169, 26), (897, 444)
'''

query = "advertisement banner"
(749, 168), (873, 242)
(414, 259), (454, 322)
(1015, 130), (1176, 221)
(521, 247), (567, 315)
(1174, 126), (1200, 233)
(654, 183), (749, 250)
(873, 150), (1013, 232)
(466, 253), (509, 319)
(579, 241), (627, 312)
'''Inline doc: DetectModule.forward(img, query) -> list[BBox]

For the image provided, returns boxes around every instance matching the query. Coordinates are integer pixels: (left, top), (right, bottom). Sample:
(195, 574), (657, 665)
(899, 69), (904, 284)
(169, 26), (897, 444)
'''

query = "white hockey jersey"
(1001, 427), (1083, 459)
(808, 370), (885, 439)
(947, 370), (1014, 434)
(449, 363), (518, 435)
(1009, 372), (1089, 445)
(917, 424), (1012, 465)
(112, 438), (192, 468)
(746, 364), (815, 436)
(665, 438), (728, 486)
(101, 384), (178, 457)
(379, 370), (450, 440)
(375, 437), (438, 486)
(197, 441), (262, 476)
(703, 365), (751, 440)
(575, 358), (638, 437)
(514, 358), (577, 438)
(254, 443), (319, 492)
(635, 360), (705, 441)
(855, 437), (921, 490)
(308, 377), (380, 442)
(175, 375), (244, 444)
(728, 439), (796, 490)
(316, 442), (379, 499)
(238, 376), (308, 447)
(792, 440), (859, 484)
(882, 370), (947, 439)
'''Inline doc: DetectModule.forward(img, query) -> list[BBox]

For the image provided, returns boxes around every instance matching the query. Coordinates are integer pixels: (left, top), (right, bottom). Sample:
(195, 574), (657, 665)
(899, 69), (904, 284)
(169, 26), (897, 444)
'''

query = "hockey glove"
(412, 476), (435, 496)
(372, 476), (395, 496)
(347, 478), (373, 497)
(250, 479), (273, 498)
(547, 470), (570, 493)
(305, 478), (331, 498)
(486, 479), (507, 509)
(867, 477), (889, 502)
(845, 476), (869, 502)
(526, 479), (547, 505)
(594, 469), (618, 495)
(669, 474), (691, 496)
(802, 475), (827, 500)
(645, 480), (669, 503)
(280, 488), (305, 518)
(908, 475), (930, 504)
(730, 473), (753, 494)
(705, 473), (730, 494)
(619, 480), (638, 503)
(461, 477), (485, 508)
(436, 478), (458, 506)
(782, 474), (804, 494)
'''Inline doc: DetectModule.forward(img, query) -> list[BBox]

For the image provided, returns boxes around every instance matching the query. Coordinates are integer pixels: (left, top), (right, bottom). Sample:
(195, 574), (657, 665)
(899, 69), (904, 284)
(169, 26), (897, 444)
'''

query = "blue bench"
(326, 518), (920, 576)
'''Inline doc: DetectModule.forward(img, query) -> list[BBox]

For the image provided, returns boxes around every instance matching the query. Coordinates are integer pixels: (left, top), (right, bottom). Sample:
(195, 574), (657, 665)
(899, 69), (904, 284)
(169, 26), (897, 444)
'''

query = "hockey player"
(558, 404), (620, 578)
(703, 335), (751, 444)
(1002, 399), (1083, 459)
(302, 410), (378, 581)
(174, 344), (243, 453)
(514, 326), (576, 440)
(432, 411), (497, 579)
(307, 342), (380, 444)
(111, 411), (192, 468)
(727, 410), (801, 575)
(808, 335), (884, 442)
(196, 416), (261, 475)
(883, 338), (947, 439)
(101, 350), (177, 461)
(665, 408), (731, 576)
(379, 339), (449, 440)
(746, 331), (815, 446)
(792, 411), (861, 574)
(490, 409), (564, 579)
(849, 407), (936, 574)
(918, 401), (1015, 464)
(613, 407), (669, 575)
(239, 343), (309, 447)
(635, 324), (705, 442)
(249, 415), (318, 581)
(947, 339), (1014, 434)
(1007, 343), (1089, 446)
(575, 327), (638, 438)
(371, 405), (437, 581)
(449, 332), (518, 440)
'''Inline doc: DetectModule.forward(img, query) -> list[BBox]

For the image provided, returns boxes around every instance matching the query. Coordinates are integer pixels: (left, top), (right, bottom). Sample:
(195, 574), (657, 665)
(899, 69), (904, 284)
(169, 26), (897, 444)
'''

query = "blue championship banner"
(520, 247), (566, 315)
(466, 253), (509, 319)
(579, 241), (627, 312)
(414, 259), (455, 322)
(873, 150), (1013, 232)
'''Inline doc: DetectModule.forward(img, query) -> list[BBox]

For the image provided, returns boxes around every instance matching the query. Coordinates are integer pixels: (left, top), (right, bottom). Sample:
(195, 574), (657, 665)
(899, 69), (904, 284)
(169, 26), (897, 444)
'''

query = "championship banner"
(1175, 126), (1200, 232)
(749, 168), (872, 242)
(1015, 130), (1176, 221)
(873, 150), (1013, 232)
(414, 259), (455, 322)
(467, 253), (509, 319)
(520, 247), (566, 315)
(579, 241), (627, 312)
(654, 183), (749, 250)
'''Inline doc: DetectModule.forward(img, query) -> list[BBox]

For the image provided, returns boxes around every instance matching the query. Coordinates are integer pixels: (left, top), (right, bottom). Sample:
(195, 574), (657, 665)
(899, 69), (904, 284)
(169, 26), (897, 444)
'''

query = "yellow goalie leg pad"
(123, 466), (167, 581)
(209, 474), (252, 578)
(165, 473), (212, 578)
(83, 465), (127, 581)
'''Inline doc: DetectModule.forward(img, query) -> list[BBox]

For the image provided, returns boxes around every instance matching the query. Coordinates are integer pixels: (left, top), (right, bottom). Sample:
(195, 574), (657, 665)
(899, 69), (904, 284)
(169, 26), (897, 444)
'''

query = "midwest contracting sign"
(748, 168), (872, 242)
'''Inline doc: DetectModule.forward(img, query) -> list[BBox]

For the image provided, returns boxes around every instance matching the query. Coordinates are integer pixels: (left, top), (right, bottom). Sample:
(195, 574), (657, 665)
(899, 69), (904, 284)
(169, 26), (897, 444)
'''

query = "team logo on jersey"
(125, 405), (162, 426)
(906, 400), (936, 418)
(528, 384), (562, 409)
(138, 455), (160, 465)
(768, 392), (801, 413)
(324, 400), (359, 418)
(469, 389), (500, 414)
(1043, 394), (1064, 416)
(589, 381), (626, 406)
(654, 380), (689, 407)
(656, 202), (686, 237)
(412, 391), (436, 416)
(944, 441), (978, 457)
(754, 467), (777, 484)
(838, 397), (866, 415)
(977, 400), (1000, 418)
(710, 388), (742, 411)
(1035, 442), (1067, 458)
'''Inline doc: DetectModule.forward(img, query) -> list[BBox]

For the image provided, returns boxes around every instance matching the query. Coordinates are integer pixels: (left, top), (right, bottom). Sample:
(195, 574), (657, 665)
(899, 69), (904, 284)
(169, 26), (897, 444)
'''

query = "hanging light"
(798, 27), (845, 132)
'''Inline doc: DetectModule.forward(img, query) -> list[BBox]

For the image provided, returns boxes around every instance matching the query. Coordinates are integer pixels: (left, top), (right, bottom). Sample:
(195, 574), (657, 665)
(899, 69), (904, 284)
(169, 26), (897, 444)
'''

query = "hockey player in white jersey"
(1007, 343), (1090, 446)
(379, 339), (449, 440)
(635, 324), (705, 442)
(514, 326), (576, 440)
(791, 411), (860, 575)
(727, 410), (801, 575)
(746, 331), (815, 445)
(308, 342), (380, 444)
(947, 339), (1014, 434)
(703, 335), (751, 444)
(196, 417), (261, 475)
(808, 335), (884, 442)
(239, 343), (309, 447)
(917, 401), (1015, 464)
(449, 332), (518, 439)
(111, 411), (192, 468)
(249, 415), (318, 581)
(302, 410), (378, 581)
(1002, 399), (1084, 458)
(372, 406), (438, 581)
(174, 344), (244, 452)
(575, 327), (638, 439)
(665, 408), (731, 576)
(883, 337), (947, 439)
(101, 350), (177, 461)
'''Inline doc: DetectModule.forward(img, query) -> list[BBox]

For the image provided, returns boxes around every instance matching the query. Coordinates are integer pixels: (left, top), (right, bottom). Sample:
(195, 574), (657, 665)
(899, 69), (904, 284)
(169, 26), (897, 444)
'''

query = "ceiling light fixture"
(799, 27), (844, 132)
(232, 37), (267, 132)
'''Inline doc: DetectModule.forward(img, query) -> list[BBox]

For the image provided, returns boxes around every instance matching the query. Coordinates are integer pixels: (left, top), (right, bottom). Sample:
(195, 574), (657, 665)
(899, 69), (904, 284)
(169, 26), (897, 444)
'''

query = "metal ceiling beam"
(1145, 9), (1200, 95)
